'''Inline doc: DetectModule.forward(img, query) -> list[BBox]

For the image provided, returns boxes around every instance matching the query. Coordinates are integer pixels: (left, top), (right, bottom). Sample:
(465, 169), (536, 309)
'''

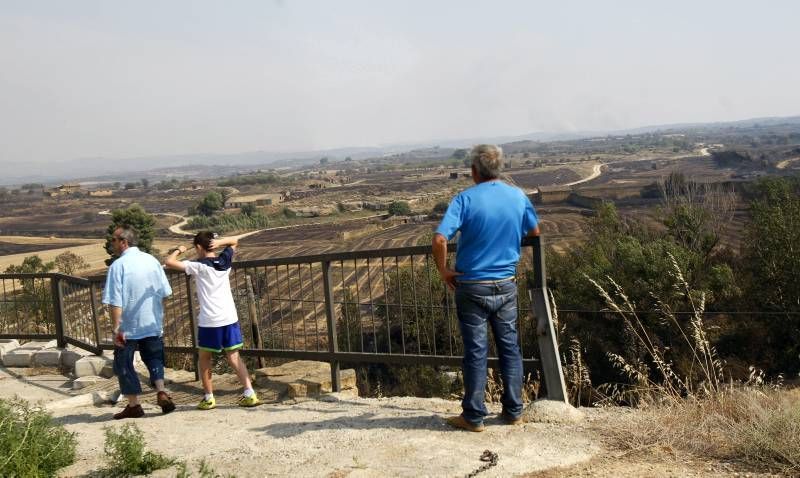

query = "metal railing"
(0, 236), (567, 398)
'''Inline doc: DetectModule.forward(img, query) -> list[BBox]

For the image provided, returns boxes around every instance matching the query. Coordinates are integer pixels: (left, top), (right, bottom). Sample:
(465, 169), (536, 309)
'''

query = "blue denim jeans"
(113, 336), (165, 396)
(455, 280), (523, 425)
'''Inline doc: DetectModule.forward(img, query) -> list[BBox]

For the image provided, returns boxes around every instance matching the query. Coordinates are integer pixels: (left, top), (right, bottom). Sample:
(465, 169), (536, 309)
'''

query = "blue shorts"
(198, 323), (244, 353)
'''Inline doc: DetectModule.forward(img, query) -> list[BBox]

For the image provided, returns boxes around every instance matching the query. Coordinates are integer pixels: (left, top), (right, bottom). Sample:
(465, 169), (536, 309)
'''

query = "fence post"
(245, 275), (265, 369)
(184, 275), (200, 382)
(529, 235), (568, 403)
(50, 275), (66, 349)
(322, 261), (341, 392)
(88, 282), (103, 355)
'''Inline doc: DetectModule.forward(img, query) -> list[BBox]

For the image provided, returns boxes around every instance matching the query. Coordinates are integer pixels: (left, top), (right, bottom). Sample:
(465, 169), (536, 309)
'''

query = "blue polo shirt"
(435, 181), (538, 281)
(102, 247), (173, 339)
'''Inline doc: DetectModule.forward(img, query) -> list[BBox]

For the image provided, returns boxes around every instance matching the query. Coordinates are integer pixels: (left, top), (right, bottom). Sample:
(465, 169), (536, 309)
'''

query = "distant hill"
(5, 115), (799, 186)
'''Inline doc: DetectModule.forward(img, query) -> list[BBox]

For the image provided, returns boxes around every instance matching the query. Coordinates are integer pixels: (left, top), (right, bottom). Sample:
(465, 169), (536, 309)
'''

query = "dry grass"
(602, 388), (800, 474)
(580, 253), (800, 474)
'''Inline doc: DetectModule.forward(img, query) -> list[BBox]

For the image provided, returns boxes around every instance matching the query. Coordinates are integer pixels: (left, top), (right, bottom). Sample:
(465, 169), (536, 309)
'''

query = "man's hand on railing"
(439, 268), (462, 291)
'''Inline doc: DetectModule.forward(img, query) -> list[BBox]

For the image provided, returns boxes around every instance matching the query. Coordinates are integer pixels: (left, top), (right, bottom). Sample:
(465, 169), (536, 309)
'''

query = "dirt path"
(563, 163), (603, 187)
(49, 396), (598, 477)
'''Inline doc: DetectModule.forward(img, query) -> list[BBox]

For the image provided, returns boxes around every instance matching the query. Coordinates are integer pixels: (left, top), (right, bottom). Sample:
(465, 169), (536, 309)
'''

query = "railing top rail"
(0, 236), (541, 282)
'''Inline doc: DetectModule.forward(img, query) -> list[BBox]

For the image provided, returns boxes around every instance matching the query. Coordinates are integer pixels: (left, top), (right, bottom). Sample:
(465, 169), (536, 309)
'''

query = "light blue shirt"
(102, 247), (173, 340)
(436, 180), (539, 281)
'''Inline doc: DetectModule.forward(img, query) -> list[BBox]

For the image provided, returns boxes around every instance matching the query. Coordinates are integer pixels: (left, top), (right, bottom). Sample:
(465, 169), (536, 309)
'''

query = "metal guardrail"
(0, 236), (570, 399)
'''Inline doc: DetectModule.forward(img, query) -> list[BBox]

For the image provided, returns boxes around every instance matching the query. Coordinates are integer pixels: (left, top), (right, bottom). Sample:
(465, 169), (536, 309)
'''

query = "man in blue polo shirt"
(102, 225), (174, 419)
(433, 144), (540, 432)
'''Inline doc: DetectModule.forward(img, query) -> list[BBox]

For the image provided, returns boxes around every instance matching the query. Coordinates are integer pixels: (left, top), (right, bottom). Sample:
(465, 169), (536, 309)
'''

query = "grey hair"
(470, 144), (503, 180)
(116, 225), (138, 247)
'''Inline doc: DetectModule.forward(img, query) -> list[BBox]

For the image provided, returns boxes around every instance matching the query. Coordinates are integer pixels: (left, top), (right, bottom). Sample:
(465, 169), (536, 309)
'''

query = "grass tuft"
(0, 398), (77, 478)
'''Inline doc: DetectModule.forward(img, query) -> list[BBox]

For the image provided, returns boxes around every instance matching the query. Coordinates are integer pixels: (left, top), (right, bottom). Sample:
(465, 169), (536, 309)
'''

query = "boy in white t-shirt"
(165, 232), (258, 409)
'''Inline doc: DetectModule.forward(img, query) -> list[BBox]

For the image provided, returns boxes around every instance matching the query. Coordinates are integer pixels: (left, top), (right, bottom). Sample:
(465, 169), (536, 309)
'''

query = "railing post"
(184, 275), (200, 382)
(245, 275), (265, 369)
(529, 235), (568, 403)
(51, 275), (66, 349)
(88, 282), (103, 355)
(322, 261), (341, 392)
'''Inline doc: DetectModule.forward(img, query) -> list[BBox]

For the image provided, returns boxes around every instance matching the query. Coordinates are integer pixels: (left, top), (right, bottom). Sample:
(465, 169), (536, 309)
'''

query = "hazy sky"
(1, 1), (799, 164)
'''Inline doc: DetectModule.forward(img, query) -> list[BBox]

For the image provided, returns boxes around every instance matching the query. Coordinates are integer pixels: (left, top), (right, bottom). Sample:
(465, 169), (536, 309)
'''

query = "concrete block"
(45, 391), (118, 411)
(33, 349), (62, 367)
(254, 360), (356, 397)
(100, 361), (115, 379)
(74, 355), (113, 377)
(0, 340), (20, 364)
(60, 348), (93, 369)
(2, 349), (35, 367)
(73, 375), (108, 390)
(19, 340), (57, 350)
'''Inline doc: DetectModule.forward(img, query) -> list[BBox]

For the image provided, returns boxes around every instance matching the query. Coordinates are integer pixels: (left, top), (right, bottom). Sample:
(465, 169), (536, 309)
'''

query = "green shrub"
(102, 423), (175, 477)
(0, 398), (77, 478)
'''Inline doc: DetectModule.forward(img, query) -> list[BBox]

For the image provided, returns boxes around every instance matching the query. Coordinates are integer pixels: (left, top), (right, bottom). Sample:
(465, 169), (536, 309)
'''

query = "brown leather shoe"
(499, 412), (524, 425)
(157, 391), (176, 414)
(446, 415), (485, 432)
(113, 404), (144, 420)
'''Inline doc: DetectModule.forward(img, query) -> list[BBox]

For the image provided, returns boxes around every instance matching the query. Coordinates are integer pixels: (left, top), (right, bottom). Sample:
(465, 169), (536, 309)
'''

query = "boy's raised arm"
(210, 236), (238, 251)
(164, 245), (188, 271)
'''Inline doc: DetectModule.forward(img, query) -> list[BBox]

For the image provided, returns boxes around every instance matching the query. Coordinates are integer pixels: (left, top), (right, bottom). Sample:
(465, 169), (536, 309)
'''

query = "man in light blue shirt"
(433, 144), (540, 432)
(102, 225), (175, 419)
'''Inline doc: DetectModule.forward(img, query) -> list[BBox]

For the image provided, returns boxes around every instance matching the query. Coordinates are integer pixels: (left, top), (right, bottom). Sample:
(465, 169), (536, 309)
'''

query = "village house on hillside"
(46, 183), (84, 197)
(225, 192), (285, 208)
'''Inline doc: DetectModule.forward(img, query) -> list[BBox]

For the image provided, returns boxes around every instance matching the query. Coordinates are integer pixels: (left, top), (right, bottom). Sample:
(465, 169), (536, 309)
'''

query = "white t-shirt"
(182, 247), (239, 328)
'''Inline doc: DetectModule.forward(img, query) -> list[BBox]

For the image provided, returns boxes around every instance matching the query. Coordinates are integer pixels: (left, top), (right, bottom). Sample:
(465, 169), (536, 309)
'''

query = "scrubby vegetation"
(0, 399), (77, 478)
(101, 423), (175, 477)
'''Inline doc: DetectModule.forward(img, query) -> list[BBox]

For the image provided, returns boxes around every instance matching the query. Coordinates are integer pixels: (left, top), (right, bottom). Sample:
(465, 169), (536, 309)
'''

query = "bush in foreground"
(0, 398), (77, 478)
(102, 423), (175, 477)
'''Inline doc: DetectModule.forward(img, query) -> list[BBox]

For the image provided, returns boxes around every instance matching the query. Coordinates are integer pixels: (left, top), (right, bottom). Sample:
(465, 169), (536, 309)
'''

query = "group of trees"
(547, 174), (800, 386)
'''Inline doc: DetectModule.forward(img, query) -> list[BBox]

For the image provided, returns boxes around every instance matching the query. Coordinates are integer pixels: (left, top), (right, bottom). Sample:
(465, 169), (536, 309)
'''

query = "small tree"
(388, 201), (411, 216)
(240, 203), (257, 216)
(140, 178), (149, 189)
(432, 201), (449, 214)
(104, 204), (156, 265)
(54, 251), (90, 276)
(195, 191), (224, 217)
(5, 256), (55, 327)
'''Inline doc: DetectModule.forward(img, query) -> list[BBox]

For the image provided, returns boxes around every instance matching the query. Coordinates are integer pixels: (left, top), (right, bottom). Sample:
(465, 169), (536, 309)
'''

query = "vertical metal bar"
(353, 258), (364, 352)
(285, 264), (296, 349)
(529, 235), (567, 402)
(409, 255), (422, 354)
(309, 262), (321, 351)
(380, 257), (391, 354)
(322, 261), (341, 392)
(366, 257), (377, 353)
(184, 275), (200, 381)
(425, 253), (437, 356)
(245, 275), (265, 368)
(297, 264), (308, 350)
(339, 260), (350, 351)
(89, 282), (102, 355)
(51, 276), (66, 348)
(395, 256), (405, 354)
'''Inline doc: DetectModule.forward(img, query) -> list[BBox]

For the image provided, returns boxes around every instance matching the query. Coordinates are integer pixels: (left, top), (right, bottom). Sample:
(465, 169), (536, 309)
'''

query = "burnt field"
(582, 156), (740, 189)
(508, 168), (582, 189)
(0, 240), (83, 256)
(0, 190), (203, 237)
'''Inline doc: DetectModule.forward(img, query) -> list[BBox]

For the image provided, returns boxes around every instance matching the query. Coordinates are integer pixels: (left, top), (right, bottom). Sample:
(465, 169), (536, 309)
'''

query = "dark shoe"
(446, 415), (485, 432)
(157, 391), (176, 414)
(499, 412), (524, 425)
(113, 404), (144, 420)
